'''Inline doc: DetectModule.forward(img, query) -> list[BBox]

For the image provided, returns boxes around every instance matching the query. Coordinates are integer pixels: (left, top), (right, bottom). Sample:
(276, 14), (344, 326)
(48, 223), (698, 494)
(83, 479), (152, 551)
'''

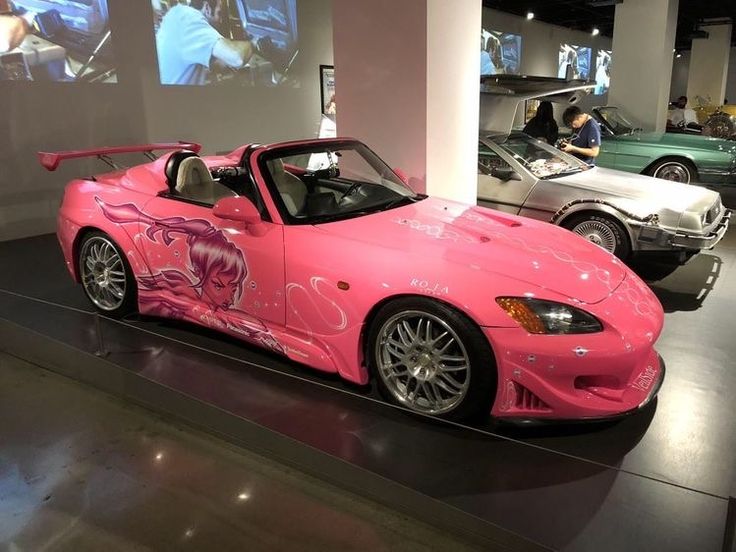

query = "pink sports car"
(41, 138), (665, 422)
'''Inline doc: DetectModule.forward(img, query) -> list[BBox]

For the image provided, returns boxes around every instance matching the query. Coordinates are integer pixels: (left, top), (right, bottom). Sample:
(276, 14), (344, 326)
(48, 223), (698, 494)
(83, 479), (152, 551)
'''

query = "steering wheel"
(337, 182), (362, 203)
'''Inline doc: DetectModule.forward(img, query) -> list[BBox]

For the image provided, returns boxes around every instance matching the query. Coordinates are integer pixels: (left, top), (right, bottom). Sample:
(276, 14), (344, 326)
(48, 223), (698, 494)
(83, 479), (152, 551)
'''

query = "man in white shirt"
(668, 96), (698, 126)
(156, 0), (255, 86)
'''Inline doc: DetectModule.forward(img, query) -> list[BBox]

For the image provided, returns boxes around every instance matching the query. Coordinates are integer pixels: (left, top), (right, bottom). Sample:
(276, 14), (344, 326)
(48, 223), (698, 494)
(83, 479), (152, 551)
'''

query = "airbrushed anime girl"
(97, 198), (283, 353)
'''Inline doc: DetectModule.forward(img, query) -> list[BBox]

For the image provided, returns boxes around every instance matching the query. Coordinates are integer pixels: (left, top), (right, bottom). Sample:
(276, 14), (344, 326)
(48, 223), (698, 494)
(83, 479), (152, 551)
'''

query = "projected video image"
(594, 49), (611, 95)
(558, 44), (591, 80)
(481, 29), (522, 76)
(152, 0), (299, 87)
(0, 0), (116, 82)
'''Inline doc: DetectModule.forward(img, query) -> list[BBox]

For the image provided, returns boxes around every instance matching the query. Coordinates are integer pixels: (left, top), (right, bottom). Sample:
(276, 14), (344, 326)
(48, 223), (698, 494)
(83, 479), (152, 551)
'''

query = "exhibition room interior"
(2, 0), (736, 550)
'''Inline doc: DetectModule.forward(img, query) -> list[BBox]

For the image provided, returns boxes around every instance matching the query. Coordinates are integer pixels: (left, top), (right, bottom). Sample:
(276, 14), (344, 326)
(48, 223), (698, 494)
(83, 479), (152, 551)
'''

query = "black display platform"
(1, 234), (735, 551)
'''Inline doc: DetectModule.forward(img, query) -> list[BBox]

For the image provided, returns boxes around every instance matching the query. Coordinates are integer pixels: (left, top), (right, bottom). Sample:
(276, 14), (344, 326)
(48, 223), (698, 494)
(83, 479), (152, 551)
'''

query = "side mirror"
(491, 166), (522, 181)
(213, 196), (261, 225)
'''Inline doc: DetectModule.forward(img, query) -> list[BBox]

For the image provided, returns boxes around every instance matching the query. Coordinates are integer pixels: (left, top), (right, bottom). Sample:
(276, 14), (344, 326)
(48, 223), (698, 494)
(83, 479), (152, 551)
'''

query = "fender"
(551, 199), (660, 251)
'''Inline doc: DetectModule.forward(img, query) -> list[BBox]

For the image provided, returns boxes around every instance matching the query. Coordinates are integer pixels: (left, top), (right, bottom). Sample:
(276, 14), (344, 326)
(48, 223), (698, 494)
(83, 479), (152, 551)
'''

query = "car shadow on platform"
(641, 253), (722, 313)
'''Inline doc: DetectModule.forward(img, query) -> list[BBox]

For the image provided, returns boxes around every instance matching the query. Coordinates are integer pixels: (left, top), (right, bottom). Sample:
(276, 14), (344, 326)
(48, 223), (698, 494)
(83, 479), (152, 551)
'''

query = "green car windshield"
(595, 107), (638, 136)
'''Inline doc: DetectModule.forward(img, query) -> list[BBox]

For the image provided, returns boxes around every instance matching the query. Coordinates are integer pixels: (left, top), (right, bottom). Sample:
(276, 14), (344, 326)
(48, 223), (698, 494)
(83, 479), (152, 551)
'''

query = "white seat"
(175, 157), (235, 205)
(268, 159), (307, 215)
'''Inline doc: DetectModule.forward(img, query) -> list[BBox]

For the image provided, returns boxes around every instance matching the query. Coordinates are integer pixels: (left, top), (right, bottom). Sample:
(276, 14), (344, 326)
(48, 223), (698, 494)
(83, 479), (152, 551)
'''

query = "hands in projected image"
(0, 14), (30, 53)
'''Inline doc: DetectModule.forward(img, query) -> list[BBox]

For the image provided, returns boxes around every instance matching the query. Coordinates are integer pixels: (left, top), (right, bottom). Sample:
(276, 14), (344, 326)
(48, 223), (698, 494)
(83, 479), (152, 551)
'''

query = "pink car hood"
(316, 197), (627, 304)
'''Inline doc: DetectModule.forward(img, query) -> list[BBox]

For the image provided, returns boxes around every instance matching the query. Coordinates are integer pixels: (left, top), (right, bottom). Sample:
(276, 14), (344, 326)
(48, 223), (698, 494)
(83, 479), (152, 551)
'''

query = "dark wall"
(0, 0), (333, 241)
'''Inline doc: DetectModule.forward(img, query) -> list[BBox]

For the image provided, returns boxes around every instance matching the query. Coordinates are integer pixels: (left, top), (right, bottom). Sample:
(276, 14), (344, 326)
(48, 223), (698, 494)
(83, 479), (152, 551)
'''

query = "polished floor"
(1, 229), (736, 550)
(0, 352), (484, 551)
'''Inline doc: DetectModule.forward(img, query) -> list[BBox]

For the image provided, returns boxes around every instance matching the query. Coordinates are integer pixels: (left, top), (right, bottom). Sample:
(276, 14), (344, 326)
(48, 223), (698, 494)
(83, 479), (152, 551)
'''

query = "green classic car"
(592, 107), (736, 187)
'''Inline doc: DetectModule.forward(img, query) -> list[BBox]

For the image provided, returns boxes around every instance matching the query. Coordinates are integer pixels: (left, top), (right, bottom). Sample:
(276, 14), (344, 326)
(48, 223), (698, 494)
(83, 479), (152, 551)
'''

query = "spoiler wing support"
(38, 142), (203, 172)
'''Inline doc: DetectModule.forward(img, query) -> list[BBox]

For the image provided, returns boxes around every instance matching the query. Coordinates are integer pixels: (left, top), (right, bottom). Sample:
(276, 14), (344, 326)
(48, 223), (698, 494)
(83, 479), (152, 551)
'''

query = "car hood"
(553, 166), (720, 221)
(318, 197), (627, 304)
(616, 131), (736, 154)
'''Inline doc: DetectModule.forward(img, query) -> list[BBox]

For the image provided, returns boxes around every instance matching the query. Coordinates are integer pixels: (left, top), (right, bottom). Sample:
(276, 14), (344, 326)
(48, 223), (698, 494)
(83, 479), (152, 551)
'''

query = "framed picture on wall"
(320, 65), (336, 118)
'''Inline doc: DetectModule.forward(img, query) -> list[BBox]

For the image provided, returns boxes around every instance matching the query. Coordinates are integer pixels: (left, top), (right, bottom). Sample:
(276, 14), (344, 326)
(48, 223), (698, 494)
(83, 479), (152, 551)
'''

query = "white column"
(686, 24), (732, 106)
(608, 0), (678, 132)
(333, 0), (481, 203)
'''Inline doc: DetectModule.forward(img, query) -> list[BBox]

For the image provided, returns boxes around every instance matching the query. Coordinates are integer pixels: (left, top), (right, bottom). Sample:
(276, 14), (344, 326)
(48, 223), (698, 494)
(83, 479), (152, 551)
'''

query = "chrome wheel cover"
(572, 220), (617, 253)
(654, 162), (690, 183)
(80, 236), (127, 311)
(375, 310), (471, 415)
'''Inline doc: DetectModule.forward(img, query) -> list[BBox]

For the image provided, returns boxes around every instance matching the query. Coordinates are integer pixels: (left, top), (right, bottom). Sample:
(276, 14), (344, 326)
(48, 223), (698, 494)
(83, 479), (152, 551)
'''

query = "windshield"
(594, 107), (637, 135)
(486, 134), (588, 179)
(260, 141), (422, 224)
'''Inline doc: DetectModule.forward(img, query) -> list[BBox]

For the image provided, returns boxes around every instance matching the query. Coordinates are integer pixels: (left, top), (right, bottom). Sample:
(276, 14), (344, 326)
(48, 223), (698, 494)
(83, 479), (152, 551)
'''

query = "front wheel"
(565, 214), (631, 260)
(648, 159), (696, 183)
(367, 297), (496, 422)
(78, 231), (137, 318)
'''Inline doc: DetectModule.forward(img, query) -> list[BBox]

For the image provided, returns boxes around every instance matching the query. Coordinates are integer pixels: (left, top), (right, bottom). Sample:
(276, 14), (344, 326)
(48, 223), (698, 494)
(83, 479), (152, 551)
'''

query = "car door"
(597, 125), (619, 168)
(477, 141), (537, 214)
(136, 193), (286, 349)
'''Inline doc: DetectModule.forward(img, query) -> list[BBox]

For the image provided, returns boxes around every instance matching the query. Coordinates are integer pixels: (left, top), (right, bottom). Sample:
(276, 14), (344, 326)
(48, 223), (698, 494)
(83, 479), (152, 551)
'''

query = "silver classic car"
(477, 131), (731, 264)
(478, 75), (731, 267)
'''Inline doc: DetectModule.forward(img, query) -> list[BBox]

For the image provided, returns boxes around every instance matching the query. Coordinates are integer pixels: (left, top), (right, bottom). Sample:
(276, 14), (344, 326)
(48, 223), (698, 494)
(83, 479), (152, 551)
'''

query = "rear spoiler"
(38, 142), (202, 171)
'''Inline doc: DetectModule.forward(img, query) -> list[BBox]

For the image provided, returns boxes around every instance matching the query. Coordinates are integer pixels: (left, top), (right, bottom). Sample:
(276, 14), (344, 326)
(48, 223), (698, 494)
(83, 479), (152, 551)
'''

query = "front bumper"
(498, 356), (666, 426)
(635, 209), (731, 253)
(671, 208), (731, 249)
(486, 273), (665, 421)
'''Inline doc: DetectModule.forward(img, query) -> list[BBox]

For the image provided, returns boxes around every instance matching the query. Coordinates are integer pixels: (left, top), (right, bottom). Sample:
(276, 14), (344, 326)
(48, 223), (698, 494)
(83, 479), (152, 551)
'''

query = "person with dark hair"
(156, 0), (255, 85)
(523, 101), (559, 145)
(561, 105), (601, 165)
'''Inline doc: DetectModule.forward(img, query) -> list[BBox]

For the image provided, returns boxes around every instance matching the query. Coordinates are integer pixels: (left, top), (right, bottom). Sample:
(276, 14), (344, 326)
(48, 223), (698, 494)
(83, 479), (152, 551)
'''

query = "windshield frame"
(593, 106), (638, 136)
(256, 139), (422, 225)
(482, 132), (589, 180)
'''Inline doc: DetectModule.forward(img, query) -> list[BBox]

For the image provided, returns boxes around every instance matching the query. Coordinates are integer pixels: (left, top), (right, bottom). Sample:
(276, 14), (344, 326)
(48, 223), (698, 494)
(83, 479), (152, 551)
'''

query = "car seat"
(165, 151), (236, 205)
(267, 158), (307, 215)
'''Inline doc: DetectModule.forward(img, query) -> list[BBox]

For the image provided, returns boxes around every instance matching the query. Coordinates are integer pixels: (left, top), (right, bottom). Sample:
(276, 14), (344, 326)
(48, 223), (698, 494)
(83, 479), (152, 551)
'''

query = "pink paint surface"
(54, 138), (664, 421)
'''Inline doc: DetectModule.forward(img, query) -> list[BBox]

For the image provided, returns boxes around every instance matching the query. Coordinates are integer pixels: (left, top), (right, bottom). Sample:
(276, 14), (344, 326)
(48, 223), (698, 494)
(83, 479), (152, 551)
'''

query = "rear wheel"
(648, 158), (697, 183)
(564, 214), (631, 260)
(78, 231), (137, 318)
(367, 297), (496, 422)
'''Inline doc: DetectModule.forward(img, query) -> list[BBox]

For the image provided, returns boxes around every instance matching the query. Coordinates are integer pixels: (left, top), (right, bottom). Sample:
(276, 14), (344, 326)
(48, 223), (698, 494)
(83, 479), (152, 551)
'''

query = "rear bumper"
(698, 168), (736, 187)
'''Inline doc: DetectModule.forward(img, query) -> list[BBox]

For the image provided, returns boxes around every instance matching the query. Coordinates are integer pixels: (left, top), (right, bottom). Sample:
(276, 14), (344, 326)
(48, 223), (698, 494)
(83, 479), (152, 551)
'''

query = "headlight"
(496, 297), (603, 335)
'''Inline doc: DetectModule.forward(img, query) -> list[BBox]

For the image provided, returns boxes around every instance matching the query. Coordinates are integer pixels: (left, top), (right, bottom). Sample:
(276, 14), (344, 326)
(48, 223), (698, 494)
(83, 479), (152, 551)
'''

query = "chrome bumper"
(671, 208), (731, 250)
(636, 209), (731, 251)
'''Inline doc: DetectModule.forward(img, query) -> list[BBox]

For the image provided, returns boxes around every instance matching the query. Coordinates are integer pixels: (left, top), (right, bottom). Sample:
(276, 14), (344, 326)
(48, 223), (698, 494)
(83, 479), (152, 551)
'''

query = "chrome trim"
(671, 209), (731, 250)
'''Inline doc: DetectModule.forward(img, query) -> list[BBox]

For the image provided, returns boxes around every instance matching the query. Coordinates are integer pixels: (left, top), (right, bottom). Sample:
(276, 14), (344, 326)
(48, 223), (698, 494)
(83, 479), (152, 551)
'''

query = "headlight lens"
(496, 297), (603, 334)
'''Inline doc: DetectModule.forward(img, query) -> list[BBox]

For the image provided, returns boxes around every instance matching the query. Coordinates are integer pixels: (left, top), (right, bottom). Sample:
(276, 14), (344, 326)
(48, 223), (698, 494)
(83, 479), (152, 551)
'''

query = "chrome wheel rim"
(572, 220), (617, 253)
(654, 163), (690, 183)
(375, 311), (470, 415)
(80, 236), (127, 311)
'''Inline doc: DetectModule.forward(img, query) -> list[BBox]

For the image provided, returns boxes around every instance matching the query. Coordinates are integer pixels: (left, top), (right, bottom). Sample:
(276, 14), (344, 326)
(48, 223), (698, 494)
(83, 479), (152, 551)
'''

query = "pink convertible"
(41, 138), (664, 422)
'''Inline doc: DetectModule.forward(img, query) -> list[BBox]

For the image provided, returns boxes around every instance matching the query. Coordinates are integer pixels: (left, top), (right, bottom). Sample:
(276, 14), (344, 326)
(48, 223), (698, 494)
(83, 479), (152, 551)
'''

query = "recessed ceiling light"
(526, 12), (535, 20)
(592, 27), (600, 36)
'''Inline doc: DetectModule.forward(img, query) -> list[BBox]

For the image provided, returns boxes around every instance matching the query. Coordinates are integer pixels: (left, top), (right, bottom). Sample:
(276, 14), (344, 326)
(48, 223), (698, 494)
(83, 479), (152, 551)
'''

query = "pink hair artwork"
(96, 197), (284, 354)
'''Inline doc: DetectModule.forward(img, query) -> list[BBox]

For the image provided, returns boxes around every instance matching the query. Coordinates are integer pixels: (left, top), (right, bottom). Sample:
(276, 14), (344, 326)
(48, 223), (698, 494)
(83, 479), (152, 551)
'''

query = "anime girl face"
(201, 267), (241, 310)
(189, 232), (247, 311)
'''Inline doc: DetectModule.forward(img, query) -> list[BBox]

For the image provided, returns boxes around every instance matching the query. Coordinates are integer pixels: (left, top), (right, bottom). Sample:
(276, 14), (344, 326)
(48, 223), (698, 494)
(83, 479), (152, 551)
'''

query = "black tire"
(564, 213), (631, 260)
(367, 296), (496, 422)
(647, 158), (697, 184)
(77, 231), (137, 318)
